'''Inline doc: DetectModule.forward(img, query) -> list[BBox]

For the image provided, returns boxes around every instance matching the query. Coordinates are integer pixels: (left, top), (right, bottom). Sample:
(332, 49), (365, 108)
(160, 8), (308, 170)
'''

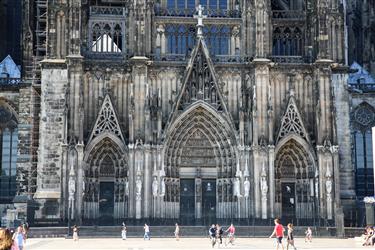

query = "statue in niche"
(326, 172), (332, 195)
(204, 82), (209, 100)
(261, 175), (268, 197)
(152, 176), (159, 197)
(233, 177), (241, 197)
(244, 177), (250, 198)
(160, 177), (166, 197)
(136, 176), (142, 200)
(191, 83), (197, 99)
(211, 86), (216, 104)
(125, 178), (129, 196)
(68, 165), (76, 200)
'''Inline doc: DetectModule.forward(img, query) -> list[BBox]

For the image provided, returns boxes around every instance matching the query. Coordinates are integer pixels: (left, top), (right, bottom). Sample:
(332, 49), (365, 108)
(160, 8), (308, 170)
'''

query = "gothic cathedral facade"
(17, 0), (355, 229)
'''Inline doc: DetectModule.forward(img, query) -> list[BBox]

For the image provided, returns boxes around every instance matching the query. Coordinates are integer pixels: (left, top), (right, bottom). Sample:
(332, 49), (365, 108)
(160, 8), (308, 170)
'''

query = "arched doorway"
(83, 136), (128, 225)
(275, 138), (317, 224)
(164, 104), (237, 225)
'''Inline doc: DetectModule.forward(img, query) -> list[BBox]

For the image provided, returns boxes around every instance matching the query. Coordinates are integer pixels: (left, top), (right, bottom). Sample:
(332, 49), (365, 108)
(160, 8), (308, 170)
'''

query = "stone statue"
(152, 177), (159, 197)
(326, 166), (332, 196)
(261, 175), (268, 197)
(125, 178), (129, 196)
(233, 177), (241, 197)
(160, 177), (166, 197)
(244, 177), (250, 198)
(326, 172), (333, 195)
(136, 176), (142, 200)
(68, 167), (76, 201)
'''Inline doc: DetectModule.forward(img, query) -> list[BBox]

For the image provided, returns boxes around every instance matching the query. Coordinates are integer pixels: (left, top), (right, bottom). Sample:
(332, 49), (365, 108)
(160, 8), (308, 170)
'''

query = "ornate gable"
(166, 37), (233, 129)
(88, 94), (125, 143)
(276, 93), (310, 144)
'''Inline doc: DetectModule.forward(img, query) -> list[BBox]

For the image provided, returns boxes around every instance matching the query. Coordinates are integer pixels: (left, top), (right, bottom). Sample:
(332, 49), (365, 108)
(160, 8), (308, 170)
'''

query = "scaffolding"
(23, 0), (47, 84)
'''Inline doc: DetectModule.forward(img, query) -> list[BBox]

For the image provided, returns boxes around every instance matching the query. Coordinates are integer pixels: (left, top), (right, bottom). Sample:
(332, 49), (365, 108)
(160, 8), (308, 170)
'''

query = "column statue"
(260, 166), (268, 219)
(244, 177), (250, 198)
(160, 177), (166, 197)
(124, 178), (129, 196)
(233, 177), (241, 197)
(152, 177), (159, 197)
(68, 165), (76, 220)
(136, 175), (142, 201)
(325, 167), (333, 219)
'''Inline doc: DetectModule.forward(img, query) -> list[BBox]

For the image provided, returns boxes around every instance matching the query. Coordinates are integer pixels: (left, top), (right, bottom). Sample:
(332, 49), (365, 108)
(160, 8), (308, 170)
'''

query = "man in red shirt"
(269, 218), (285, 250)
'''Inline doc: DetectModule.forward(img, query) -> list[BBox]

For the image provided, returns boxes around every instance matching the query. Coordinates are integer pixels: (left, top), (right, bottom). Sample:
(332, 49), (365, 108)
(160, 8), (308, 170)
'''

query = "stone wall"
(34, 60), (68, 219)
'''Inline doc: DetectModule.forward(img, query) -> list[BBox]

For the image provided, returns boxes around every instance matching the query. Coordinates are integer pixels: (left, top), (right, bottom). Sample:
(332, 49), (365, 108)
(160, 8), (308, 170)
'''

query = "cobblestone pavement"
(24, 237), (363, 250)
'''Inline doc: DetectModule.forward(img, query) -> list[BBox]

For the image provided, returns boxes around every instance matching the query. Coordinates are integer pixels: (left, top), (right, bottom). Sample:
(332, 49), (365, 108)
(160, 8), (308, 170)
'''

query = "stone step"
(27, 226), (339, 238)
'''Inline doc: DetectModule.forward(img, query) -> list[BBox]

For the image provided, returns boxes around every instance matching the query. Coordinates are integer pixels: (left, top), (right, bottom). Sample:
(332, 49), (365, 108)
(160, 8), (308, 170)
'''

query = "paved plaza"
(25, 237), (363, 250)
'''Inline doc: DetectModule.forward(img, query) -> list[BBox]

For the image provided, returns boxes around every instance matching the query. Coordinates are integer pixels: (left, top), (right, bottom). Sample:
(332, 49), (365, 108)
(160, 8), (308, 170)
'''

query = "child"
(305, 227), (312, 243)
(287, 223), (297, 250)
(269, 218), (285, 250)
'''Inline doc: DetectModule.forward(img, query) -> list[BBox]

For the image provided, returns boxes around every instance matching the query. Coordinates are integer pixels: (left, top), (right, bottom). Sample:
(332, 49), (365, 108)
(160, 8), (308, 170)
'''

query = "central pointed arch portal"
(163, 103), (238, 225)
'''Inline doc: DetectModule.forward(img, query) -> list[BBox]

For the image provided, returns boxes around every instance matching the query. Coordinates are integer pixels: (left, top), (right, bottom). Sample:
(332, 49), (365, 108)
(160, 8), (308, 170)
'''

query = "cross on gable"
(193, 5), (207, 37)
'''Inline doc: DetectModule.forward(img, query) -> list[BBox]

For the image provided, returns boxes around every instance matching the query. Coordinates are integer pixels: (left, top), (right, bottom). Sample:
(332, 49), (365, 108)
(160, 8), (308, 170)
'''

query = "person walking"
(174, 223), (180, 241)
(286, 223), (297, 250)
(216, 224), (224, 245)
(225, 223), (236, 246)
(269, 218), (285, 250)
(208, 224), (217, 248)
(12, 226), (25, 250)
(121, 223), (127, 240)
(305, 227), (312, 243)
(72, 225), (79, 241)
(144, 224), (150, 240)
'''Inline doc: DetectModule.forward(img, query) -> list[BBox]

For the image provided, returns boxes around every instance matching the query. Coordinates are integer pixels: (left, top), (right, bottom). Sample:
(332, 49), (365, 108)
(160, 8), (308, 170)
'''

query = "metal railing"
(269, 56), (305, 64)
(272, 10), (306, 20)
(349, 83), (375, 93)
(154, 7), (241, 18)
(90, 6), (126, 16)
(0, 78), (21, 85)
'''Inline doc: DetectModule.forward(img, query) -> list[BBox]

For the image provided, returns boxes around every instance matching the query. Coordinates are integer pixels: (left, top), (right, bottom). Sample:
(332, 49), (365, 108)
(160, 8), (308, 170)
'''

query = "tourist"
(174, 223), (180, 241)
(12, 226), (25, 250)
(225, 223), (236, 246)
(286, 223), (297, 250)
(144, 224), (150, 240)
(208, 224), (217, 248)
(121, 223), (127, 240)
(216, 224), (224, 245)
(304, 227), (312, 243)
(269, 218), (285, 250)
(72, 225), (79, 241)
(363, 226), (375, 246)
(0, 228), (13, 250)
(22, 222), (29, 244)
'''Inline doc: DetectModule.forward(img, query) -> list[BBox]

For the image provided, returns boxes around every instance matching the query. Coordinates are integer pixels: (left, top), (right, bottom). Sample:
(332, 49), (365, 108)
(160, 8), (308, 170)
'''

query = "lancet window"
(351, 103), (375, 198)
(89, 22), (124, 53)
(272, 27), (303, 56)
(165, 24), (230, 55)
(0, 105), (18, 203)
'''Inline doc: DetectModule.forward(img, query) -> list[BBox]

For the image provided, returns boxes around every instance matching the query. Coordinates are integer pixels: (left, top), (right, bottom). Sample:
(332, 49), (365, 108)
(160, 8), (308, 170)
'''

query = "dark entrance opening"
(281, 182), (296, 222)
(99, 181), (114, 225)
(202, 179), (216, 226)
(180, 179), (195, 225)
